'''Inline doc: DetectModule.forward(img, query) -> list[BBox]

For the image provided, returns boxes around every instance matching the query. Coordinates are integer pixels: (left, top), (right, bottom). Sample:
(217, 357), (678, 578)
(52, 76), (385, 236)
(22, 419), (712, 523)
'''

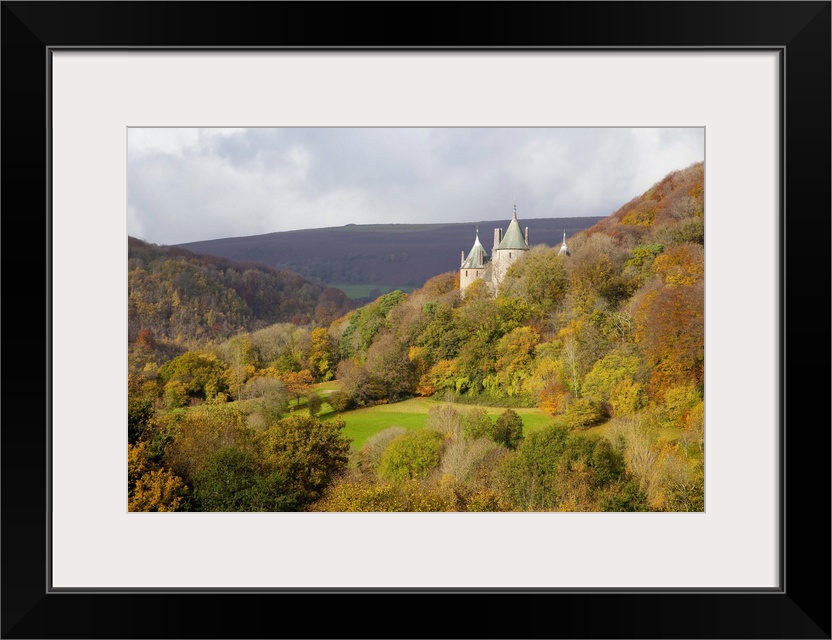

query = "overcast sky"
(128, 127), (704, 245)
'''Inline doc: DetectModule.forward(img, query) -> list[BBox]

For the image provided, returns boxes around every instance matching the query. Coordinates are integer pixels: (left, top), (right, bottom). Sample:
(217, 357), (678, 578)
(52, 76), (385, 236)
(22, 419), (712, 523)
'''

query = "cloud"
(128, 127), (704, 244)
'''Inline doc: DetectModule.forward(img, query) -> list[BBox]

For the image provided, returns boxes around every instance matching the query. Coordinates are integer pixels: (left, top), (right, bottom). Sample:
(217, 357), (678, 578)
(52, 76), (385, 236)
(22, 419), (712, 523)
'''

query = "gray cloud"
(128, 127), (704, 245)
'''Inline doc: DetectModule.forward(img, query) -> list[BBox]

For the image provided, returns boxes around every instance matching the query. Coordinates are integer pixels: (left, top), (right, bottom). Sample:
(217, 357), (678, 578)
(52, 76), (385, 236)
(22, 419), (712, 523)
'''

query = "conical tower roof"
(462, 227), (489, 269)
(497, 203), (529, 250)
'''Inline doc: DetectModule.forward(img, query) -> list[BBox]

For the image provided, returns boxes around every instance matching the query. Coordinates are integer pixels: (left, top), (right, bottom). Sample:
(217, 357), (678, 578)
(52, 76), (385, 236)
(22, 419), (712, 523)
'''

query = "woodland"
(128, 162), (705, 513)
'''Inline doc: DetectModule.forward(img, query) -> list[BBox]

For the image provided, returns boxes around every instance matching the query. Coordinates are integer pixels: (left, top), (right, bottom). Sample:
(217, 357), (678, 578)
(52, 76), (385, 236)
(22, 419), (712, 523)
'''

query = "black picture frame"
(2, 2), (829, 638)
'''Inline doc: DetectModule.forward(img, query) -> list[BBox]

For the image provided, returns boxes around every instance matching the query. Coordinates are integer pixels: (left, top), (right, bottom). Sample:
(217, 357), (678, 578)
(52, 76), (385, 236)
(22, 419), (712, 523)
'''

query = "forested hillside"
(128, 162), (704, 513)
(128, 238), (355, 359)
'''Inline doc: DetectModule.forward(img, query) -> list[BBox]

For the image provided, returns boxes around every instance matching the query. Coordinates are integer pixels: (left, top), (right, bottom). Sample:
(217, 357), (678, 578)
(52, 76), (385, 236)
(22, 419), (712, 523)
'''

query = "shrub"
(461, 407), (492, 440)
(492, 409), (524, 449)
(563, 398), (607, 429)
(328, 391), (353, 413)
(357, 426), (407, 475)
(306, 392), (322, 416)
(378, 430), (445, 483)
(425, 403), (462, 439)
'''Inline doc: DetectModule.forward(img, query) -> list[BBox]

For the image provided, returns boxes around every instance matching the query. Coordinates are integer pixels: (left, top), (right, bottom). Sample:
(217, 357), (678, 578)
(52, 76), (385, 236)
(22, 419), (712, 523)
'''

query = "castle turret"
(460, 227), (490, 293)
(558, 229), (571, 257)
(491, 202), (530, 286)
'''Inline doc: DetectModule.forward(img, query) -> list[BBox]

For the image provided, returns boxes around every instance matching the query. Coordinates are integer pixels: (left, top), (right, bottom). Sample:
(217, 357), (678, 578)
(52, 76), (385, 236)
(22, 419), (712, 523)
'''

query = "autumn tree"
(632, 281), (704, 400)
(162, 403), (253, 483)
(279, 369), (315, 409)
(581, 350), (642, 406)
(493, 326), (539, 398)
(363, 332), (415, 402)
(652, 243), (704, 285)
(129, 467), (188, 512)
(425, 402), (463, 439)
(308, 327), (337, 381)
(244, 376), (289, 426)
(327, 390), (353, 413)
(158, 351), (229, 406)
(256, 415), (351, 504)
(217, 334), (256, 400)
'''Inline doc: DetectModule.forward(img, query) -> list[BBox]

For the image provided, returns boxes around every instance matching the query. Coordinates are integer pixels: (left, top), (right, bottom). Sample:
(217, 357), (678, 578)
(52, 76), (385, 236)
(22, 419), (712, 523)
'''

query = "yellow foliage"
(609, 378), (646, 417)
(620, 202), (657, 227)
(129, 468), (187, 512)
(128, 442), (150, 490)
(653, 244), (704, 285)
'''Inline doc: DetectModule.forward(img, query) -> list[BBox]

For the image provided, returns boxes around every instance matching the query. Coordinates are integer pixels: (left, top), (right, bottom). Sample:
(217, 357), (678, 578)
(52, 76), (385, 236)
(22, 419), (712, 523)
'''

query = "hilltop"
(175, 216), (604, 295)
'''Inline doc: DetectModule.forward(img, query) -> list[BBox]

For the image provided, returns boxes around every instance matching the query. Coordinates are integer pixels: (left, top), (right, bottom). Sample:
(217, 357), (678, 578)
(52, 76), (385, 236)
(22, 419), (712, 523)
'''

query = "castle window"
(465, 270), (468, 277)
(509, 252), (512, 258)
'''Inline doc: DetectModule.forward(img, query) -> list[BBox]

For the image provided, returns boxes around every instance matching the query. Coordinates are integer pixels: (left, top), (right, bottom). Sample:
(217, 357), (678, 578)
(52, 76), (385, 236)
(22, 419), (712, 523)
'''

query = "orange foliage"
(653, 244), (704, 285)
(539, 381), (568, 416)
(634, 283), (704, 401)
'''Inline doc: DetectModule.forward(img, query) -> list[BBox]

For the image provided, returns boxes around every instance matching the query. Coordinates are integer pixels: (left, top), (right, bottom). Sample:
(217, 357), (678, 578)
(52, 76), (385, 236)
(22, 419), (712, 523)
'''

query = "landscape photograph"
(127, 127), (705, 513)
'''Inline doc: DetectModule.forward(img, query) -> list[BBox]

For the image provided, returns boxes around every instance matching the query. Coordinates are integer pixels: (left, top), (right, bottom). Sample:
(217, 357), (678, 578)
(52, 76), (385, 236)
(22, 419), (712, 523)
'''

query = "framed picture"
(3, 2), (829, 638)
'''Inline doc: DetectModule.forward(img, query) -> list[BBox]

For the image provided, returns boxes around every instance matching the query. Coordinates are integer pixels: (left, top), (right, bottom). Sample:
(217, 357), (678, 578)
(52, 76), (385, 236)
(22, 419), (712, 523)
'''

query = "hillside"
(128, 237), (356, 348)
(128, 162), (705, 513)
(176, 216), (605, 293)
(584, 162), (704, 248)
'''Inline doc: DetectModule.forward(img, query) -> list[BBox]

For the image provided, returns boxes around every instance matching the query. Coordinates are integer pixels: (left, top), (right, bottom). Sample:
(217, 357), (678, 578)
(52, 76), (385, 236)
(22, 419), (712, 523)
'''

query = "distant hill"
(176, 216), (604, 294)
(128, 237), (356, 346)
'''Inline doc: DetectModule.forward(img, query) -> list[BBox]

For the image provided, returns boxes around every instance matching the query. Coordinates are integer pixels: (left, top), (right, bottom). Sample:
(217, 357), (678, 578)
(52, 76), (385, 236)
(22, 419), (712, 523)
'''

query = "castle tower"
(558, 229), (571, 257)
(460, 226), (489, 293)
(491, 202), (530, 286)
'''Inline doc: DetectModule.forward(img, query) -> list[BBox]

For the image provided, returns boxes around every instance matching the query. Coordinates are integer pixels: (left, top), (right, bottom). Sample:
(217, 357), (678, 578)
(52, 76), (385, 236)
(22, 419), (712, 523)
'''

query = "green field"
(328, 283), (414, 300)
(330, 396), (554, 450)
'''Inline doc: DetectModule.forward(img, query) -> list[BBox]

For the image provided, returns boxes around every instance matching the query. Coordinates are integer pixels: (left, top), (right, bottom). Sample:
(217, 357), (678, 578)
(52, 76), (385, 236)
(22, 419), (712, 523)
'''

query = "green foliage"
(128, 395), (155, 445)
(338, 290), (407, 360)
(492, 409), (524, 449)
(500, 426), (638, 511)
(624, 243), (665, 270)
(378, 429), (445, 483)
(364, 332), (416, 402)
(461, 407), (493, 440)
(494, 326), (539, 398)
(415, 303), (464, 363)
(191, 447), (298, 512)
(306, 392), (322, 416)
(162, 403), (253, 482)
(356, 426), (408, 476)
(499, 246), (568, 316)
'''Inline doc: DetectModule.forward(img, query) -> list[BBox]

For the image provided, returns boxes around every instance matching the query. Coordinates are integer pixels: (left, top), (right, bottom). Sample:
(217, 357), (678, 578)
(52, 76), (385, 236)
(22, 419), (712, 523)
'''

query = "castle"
(459, 204), (570, 294)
